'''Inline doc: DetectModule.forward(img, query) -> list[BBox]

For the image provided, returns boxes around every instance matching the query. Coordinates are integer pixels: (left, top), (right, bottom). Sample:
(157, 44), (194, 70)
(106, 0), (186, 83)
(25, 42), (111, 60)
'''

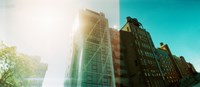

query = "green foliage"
(0, 42), (38, 87)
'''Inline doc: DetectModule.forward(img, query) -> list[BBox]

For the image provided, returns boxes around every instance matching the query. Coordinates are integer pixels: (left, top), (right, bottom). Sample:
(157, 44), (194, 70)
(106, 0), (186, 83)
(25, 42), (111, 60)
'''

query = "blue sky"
(120, 0), (200, 72)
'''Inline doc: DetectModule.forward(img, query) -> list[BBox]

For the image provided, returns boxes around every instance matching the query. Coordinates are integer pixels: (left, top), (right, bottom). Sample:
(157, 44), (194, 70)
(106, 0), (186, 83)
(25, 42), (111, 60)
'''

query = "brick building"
(109, 28), (130, 87)
(115, 16), (198, 87)
(119, 17), (165, 87)
(66, 11), (198, 87)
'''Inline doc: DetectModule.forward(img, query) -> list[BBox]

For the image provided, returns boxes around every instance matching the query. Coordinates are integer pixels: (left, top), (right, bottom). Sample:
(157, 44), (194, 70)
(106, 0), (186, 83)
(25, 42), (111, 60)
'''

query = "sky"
(0, 0), (119, 87)
(0, 0), (6, 42)
(0, 0), (199, 87)
(120, 0), (200, 72)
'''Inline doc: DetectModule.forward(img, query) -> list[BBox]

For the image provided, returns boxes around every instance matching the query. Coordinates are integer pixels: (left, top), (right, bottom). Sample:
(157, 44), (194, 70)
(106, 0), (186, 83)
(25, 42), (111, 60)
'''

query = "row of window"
(144, 72), (161, 77)
(130, 27), (150, 43)
(85, 16), (107, 29)
(85, 44), (109, 54)
(141, 42), (151, 49)
(84, 54), (110, 64)
(86, 31), (109, 45)
(143, 68), (161, 77)
(87, 37), (100, 44)
(168, 80), (178, 83)
(82, 74), (112, 86)
(145, 69), (158, 73)
(131, 26), (146, 37)
(145, 79), (165, 87)
(137, 49), (154, 58)
(157, 53), (169, 59)
(140, 36), (148, 43)
(83, 63), (113, 75)
(140, 58), (156, 66)
(135, 40), (151, 50)
(158, 57), (170, 62)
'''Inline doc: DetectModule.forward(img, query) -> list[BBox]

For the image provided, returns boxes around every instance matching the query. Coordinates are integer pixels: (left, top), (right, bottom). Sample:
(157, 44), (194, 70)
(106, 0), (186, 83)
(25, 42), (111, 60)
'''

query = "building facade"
(67, 9), (115, 87)
(155, 47), (181, 86)
(119, 17), (165, 87)
(187, 63), (197, 76)
(173, 55), (190, 77)
(118, 17), (198, 87)
(157, 43), (198, 86)
(66, 11), (198, 87)
(109, 28), (130, 87)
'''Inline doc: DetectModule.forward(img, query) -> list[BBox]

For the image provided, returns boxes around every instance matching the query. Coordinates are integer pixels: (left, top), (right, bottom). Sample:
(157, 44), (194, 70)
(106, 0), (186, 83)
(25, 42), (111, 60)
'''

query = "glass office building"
(67, 9), (115, 87)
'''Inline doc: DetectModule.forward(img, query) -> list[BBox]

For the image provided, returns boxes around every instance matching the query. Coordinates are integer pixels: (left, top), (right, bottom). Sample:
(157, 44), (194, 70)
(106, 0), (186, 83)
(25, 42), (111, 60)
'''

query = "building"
(187, 63), (197, 76)
(109, 28), (130, 87)
(119, 17), (165, 87)
(66, 11), (198, 87)
(118, 16), (198, 87)
(174, 55), (191, 77)
(155, 46), (181, 86)
(157, 43), (198, 86)
(67, 9), (115, 87)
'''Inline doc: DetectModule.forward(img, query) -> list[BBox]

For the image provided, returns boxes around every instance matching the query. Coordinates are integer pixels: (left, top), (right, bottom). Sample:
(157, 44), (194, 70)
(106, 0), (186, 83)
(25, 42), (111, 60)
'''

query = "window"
(140, 50), (143, 55)
(87, 75), (92, 83)
(137, 50), (140, 55)
(144, 59), (147, 65)
(144, 73), (147, 76)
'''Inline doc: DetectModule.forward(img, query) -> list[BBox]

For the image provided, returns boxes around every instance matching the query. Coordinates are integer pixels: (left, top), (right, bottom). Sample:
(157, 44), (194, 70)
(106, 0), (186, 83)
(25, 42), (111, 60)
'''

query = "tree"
(0, 42), (37, 87)
(0, 43), (17, 86)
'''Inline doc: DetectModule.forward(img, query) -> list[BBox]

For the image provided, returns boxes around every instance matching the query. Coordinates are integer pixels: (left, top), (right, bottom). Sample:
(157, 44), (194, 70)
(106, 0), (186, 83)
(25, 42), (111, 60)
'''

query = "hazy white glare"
(5, 0), (79, 87)
(2, 0), (119, 87)
(0, 0), (6, 42)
